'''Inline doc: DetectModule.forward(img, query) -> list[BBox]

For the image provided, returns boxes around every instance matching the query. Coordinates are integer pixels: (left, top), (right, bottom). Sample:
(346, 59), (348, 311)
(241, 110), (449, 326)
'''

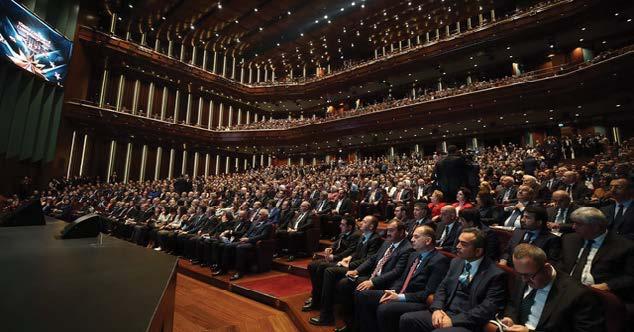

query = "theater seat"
(589, 287), (626, 332)
(250, 224), (277, 273)
(304, 224), (321, 255)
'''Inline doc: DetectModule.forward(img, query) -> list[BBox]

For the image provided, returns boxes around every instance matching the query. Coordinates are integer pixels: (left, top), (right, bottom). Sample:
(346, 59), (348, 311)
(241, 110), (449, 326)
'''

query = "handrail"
(66, 46), (634, 133)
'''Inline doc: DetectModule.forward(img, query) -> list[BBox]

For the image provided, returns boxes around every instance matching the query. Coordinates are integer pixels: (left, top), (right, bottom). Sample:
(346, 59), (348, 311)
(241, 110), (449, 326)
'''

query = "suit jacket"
(289, 211), (313, 232)
(501, 228), (561, 265)
(601, 203), (634, 241)
(268, 207), (280, 224)
(333, 198), (352, 215)
(436, 221), (461, 252)
(363, 190), (383, 204)
(332, 231), (361, 262)
(392, 189), (412, 203)
(504, 271), (605, 332)
(243, 221), (273, 244)
(315, 199), (333, 214)
(557, 182), (591, 204)
(406, 218), (434, 237)
(391, 250), (451, 303)
(497, 186), (518, 205)
(277, 209), (293, 229)
(558, 231), (634, 300)
(430, 257), (507, 329)
(546, 204), (578, 234)
(349, 232), (384, 270)
(227, 219), (250, 239)
(355, 240), (414, 289)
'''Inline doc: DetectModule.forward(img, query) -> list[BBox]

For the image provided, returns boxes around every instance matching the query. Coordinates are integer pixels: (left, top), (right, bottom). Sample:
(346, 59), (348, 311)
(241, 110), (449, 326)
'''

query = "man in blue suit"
(355, 225), (451, 332)
(400, 228), (507, 332)
(215, 209), (272, 280)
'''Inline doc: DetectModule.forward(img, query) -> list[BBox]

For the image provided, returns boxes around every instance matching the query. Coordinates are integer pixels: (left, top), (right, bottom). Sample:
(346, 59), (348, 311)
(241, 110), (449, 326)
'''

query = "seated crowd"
(8, 135), (633, 332)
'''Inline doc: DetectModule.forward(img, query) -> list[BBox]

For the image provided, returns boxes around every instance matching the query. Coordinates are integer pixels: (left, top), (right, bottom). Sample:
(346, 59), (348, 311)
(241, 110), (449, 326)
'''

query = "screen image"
(0, 0), (73, 84)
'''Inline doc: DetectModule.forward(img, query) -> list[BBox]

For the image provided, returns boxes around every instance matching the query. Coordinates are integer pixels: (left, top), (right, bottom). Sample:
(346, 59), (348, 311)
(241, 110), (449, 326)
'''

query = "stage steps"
(177, 259), (344, 332)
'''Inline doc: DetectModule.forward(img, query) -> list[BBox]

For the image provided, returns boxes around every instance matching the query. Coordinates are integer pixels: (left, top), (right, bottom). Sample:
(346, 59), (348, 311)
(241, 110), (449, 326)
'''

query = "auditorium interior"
(1, 0), (634, 331)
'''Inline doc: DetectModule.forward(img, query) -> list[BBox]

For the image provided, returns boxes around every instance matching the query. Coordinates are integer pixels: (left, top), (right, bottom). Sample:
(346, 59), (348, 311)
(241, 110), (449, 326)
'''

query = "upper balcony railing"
(66, 45), (634, 136)
(84, 0), (582, 94)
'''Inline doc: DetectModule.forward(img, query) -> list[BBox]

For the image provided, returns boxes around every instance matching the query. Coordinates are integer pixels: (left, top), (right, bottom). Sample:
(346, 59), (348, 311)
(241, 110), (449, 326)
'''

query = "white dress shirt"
(574, 231), (607, 286)
(524, 268), (556, 330)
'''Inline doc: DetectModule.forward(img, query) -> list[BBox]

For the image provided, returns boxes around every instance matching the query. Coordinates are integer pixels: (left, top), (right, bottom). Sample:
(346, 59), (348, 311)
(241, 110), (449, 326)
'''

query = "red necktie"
(371, 245), (395, 277)
(399, 256), (420, 293)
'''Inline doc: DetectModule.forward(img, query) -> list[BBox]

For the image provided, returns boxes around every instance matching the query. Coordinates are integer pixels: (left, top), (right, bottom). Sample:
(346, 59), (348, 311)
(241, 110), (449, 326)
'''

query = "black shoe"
(304, 297), (313, 305)
(230, 273), (242, 281)
(302, 303), (319, 312)
(334, 325), (349, 332)
(212, 269), (225, 276)
(309, 316), (334, 326)
(287, 255), (295, 262)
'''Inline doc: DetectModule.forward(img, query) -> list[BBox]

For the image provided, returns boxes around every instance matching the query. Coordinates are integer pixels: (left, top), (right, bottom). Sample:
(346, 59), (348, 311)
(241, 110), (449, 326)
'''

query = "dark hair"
(341, 215), (356, 229)
(523, 206), (548, 226)
(461, 227), (486, 249)
(389, 220), (407, 233)
(413, 203), (431, 216)
(458, 187), (472, 201)
(459, 208), (481, 227)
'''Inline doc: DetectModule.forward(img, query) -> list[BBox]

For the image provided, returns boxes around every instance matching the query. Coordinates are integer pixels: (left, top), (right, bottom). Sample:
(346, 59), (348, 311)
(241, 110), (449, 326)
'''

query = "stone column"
(115, 73), (125, 111)
(139, 144), (148, 181)
(107, 140), (117, 182)
(131, 79), (140, 115)
(154, 147), (162, 180)
(98, 59), (109, 108)
(160, 86), (168, 120)
(168, 148), (175, 179)
(78, 134), (89, 176)
(123, 142), (133, 183)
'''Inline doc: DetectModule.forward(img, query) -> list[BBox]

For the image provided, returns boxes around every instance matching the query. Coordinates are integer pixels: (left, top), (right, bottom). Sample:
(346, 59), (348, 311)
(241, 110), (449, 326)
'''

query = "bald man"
(435, 206), (461, 252)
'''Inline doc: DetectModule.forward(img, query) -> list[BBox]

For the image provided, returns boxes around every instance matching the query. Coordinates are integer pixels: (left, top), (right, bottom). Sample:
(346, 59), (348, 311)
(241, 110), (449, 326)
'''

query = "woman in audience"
(452, 187), (475, 212)
(476, 191), (499, 226)
(428, 190), (446, 221)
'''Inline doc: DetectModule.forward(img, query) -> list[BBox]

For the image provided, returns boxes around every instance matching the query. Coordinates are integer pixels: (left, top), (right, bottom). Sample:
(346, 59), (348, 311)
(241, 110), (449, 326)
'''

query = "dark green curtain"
(0, 0), (79, 163)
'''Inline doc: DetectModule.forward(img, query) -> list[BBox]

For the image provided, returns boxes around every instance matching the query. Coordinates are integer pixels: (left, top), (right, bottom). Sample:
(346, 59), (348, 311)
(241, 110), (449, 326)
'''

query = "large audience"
(2, 133), (633, 331)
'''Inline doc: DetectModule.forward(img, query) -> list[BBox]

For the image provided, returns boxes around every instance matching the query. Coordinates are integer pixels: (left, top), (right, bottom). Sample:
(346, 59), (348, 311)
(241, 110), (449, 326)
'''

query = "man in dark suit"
(314, 191), (334, 237)
(541, 169), (560, 193)
(546, 190), (577, 234)
(277, 200), (293, 228)
(229, 209), (273, 280)
(601, 178), (634, 240)
(304, 217), (360, 311)
(458, 208), (500, 261)
(413, 178), (433, 203)
(433, 145), (468, 203)
(558, 207), (634, 303)
(210, 210), (249, 275)
(497, 176), (518, 206)
(335, 220), (414, 331)
(276, 201), (313, 261)
(501, 185), (535, 228)
(436, 206), (461, 252)
(308, 215), (383, 326)
(387, 182), (413, 220)
(355, 225), (451, 332)
(556, 171), (591, 205)
(406, 203), (434, 238)
(500, 244), (605, 332)
(501, 206), (561, 266)
(400, 228), (507, 332)
(359, 182), (383, 218)
(327, 190), (353, 238)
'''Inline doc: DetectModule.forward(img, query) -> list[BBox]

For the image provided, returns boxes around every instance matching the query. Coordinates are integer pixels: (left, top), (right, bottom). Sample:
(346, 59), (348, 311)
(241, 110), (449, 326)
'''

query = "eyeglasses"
(517, 265), (544, 281)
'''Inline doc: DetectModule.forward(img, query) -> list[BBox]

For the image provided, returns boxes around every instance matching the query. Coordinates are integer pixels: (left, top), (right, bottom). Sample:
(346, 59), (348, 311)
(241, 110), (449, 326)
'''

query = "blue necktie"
(459, 262), (472, 286)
